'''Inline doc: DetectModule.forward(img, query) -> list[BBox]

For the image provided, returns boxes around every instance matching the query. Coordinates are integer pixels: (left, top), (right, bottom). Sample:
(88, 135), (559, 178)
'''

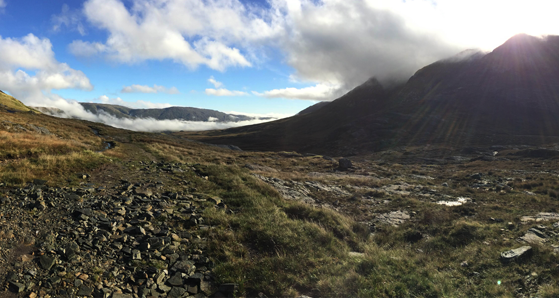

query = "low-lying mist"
(37, 99), (286, 132)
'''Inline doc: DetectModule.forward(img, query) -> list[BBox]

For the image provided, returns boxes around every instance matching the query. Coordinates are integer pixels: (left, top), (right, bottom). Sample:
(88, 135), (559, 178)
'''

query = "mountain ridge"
(178, 34), (559, 155)
(36, 102), (255, 122)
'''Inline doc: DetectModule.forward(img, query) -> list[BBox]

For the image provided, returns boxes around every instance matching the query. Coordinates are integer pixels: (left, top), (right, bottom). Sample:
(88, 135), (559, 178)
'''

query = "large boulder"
(501, 246), (532, 262)
(338, 158), (352, 170)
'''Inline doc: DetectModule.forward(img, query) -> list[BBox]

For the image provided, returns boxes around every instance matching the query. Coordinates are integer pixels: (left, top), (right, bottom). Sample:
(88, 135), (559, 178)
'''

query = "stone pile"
(0, 172), (232, 297)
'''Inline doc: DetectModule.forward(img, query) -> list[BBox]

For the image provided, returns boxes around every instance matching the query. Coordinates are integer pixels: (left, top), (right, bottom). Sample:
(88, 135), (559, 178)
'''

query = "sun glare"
(438, 0), (559, 50)
(375, 0), (559, 51)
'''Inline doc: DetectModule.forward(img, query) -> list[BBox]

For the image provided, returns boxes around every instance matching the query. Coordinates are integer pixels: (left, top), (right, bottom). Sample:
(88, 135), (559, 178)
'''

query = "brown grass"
(0, 131), (88, 160)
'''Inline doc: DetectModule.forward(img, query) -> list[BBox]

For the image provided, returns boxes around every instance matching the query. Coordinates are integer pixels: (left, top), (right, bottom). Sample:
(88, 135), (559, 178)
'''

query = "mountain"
(38, 102), (255, 122)
(179, 34), (559, 155)
(4, 56), (559, 298)
(297, 101), (330, 115)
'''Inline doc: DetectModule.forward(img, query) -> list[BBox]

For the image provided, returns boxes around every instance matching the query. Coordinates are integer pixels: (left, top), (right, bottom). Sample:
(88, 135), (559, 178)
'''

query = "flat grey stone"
(520, 232), (546, 244)
(501, 246), (532, 262)
(112, 293), (132, 298)
(39, 255), (56, 270)
(167, 273), (183, 286)
(158, 283), (172, 292)
(77, 285), (94, 296)
(172, 260), (195, 274)
(168, 287), (187, 298)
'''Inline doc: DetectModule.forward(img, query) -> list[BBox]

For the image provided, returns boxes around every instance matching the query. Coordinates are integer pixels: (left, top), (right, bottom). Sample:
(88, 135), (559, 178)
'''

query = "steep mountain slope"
(180, 34), (559, 154)
(297, 101), (330, 115)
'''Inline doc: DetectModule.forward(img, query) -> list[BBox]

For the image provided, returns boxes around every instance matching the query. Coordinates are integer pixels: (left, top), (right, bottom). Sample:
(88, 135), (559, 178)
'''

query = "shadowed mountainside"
(179, 34), (559, 155)
(297, 101), (330, 115)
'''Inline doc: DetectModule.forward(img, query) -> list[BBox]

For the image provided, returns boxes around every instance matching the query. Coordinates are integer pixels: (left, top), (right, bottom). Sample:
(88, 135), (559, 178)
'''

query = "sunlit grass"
(0, 150), (107, 186)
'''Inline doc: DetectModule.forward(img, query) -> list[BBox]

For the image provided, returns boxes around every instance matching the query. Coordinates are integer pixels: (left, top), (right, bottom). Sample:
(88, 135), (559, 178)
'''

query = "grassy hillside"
(1, 93), (559, 297)
(0, 90), (37, 113)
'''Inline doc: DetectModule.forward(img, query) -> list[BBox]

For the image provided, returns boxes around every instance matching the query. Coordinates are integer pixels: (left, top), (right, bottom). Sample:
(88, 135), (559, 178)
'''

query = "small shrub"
(446, 221), (480, 247)
(404, 229), (423, 243)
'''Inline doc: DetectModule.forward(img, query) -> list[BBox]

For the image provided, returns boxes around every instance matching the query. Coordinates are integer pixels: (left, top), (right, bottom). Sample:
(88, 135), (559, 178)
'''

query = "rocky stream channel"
(0, 162), (237, 298)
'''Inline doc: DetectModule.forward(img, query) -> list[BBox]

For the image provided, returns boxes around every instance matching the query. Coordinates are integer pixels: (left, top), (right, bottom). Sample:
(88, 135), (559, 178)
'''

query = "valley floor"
(2, 111), (559, 297)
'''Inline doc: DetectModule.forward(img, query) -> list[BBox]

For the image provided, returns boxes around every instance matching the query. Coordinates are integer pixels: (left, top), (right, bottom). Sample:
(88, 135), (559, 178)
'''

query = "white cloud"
(0, 34), (93, 105)
(38, 96), (280, 132)
(91, 115), (279, 132)
(65, 0), (559, 103)
(205, 88), (248, 96)
(121, 84), (179, 94)
(194, 38), (251, 71)
(0, 0), (5, 9)
(65, 0), (460, 100)
(94, 95), (172, 109)
(253, 83), (340, 101)
(272, 0), (462, 95)
(68, 0), (266, 71)
(0, 34), (58, 70)
(207, 76), (223, 88)
(51, 4), (86, 35)
(68, 40), (107, 57)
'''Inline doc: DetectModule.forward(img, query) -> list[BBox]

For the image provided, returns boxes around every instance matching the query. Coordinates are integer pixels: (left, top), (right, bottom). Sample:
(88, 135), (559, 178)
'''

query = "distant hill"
(179, 34), (559, 155)
(38, 102), (254, 122)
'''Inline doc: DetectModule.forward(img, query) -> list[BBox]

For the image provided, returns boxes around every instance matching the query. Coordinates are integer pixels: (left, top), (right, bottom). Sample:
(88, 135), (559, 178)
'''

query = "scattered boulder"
(375, 211), (410, 226)
(470, 173), (482, 180)
(519, 228), (548, 244)
(521, 213), (559, 223)
(338, 158), (353, 170)
(501, 246), (532, 262)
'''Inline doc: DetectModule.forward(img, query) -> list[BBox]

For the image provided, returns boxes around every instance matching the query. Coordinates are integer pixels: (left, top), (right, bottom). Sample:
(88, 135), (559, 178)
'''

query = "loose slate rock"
(112, 294), (132, 298)
(167, 273), (183, 286)
(39, 255), (56, 270)
(168, 287), (187, 298)
(9, 281), (25, 293)
(77, 285), (94, 296)
(520, 232), (546, 244)
(173, 260), (196, 274)
(501, 246), (532, 262)
(132, 249), (142, 260)
(375, 210), (410, 226)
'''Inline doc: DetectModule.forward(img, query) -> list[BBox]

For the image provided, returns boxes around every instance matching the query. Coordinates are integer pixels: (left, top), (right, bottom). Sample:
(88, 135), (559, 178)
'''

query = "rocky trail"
(0, 161), (236, 298)
(2, 142), (559, 297)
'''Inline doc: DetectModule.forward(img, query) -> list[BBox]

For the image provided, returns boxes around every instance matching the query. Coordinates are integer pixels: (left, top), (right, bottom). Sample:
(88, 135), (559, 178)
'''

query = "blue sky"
(1, 0), (558, 130)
